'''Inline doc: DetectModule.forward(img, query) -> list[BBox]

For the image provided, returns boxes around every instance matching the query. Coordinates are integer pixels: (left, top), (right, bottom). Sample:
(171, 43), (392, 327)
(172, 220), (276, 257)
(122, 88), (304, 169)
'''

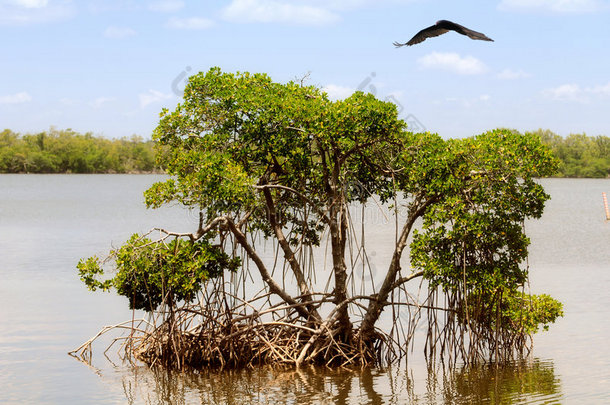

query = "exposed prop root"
(133, 319), (379, 369)
(422, 289), (534, 367)
(70, 286), (533, 370)
(69, 289), (390, 370)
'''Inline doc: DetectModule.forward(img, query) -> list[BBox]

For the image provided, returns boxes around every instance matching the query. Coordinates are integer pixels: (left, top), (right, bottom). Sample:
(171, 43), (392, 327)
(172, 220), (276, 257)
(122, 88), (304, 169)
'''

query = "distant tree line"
(1, 127), (607, 177)
(0, 128), (161, 173)
(530, 129), (610, 178)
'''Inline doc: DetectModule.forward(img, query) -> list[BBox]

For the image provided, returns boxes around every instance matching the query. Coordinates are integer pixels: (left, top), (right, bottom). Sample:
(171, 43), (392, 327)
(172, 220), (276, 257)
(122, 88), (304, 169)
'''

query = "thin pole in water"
(603, 192), (610, 221)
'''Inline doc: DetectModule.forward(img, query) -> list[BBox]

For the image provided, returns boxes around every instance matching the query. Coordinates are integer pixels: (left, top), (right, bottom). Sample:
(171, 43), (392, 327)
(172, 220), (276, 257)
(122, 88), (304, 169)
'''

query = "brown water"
(0, 175), (609, 404)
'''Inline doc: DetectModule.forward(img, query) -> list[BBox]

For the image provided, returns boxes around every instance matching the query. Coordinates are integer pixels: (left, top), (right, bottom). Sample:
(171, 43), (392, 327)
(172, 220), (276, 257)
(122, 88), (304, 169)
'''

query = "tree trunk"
(330, 199), (352, 339)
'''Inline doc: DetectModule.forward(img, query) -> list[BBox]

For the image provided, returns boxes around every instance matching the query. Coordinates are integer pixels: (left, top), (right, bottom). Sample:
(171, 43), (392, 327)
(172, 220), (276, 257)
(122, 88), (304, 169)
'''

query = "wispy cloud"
(0, 91), (32, 104)
(542, 82), (610, 102)
(496, 68), (531, 80)
(543, 84), (586, 101)
(165, 16), (214, 29)
(0, 0), (74, 25)
(139, 89), (173, 108)
(293, 0), (418, 12)
(418, 52), (488, 75)
(444, 94), (491, 108)
(59, 97), (78, 106)
(103, 25), (136, 39)
(89, 96), (115, 109)
(221, 0), (340, 25)
(148, 0), (184, 13)
(12, 0), (48, 8)
(498, 0), (608, 13)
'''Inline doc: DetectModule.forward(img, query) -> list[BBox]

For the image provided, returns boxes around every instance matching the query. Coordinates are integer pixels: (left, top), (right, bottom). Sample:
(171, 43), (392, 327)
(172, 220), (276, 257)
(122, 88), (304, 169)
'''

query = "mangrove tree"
(75, 68), (563, 369)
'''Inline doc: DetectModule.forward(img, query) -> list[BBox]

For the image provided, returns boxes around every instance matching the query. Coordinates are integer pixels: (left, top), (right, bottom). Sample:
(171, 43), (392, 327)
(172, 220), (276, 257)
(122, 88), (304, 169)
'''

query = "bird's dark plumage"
(394, 20), (493, 47)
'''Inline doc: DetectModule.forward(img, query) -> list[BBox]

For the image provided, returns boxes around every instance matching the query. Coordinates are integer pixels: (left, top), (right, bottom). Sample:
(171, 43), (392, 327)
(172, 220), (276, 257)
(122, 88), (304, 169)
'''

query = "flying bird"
(394, 20), (493, 47)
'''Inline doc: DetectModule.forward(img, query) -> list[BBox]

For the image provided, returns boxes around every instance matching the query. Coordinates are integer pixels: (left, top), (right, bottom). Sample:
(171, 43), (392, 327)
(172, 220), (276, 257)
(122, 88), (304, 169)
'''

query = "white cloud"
(498, 0), (607, 13)
(417, 52), (488, 75)
(543, 81), (610, 102)
(89, 97), (115, 108)
(542, 83), (589, 103)
(11, 0), (48, 8)
(59, 97), (78, 106)
(0, 91), (32, 104)
(543, 83), (586, 101)
(104, 25), (136, 39)
(139, 89), (173, 108)
(496, 68), (531, 80)
(148, 0), (184, 12)
(444, 94), (490, 108)
(221, 0), (340, 25)
(302, 0), (417, 11)
(165, 16), (214, 29)
(0, 0), (74, 25)
(322, 84), (354, 100)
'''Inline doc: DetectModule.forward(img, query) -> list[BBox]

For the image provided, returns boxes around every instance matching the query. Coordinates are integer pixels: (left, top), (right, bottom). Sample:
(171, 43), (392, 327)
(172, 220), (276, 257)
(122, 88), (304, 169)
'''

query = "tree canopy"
(76, 68), (563, 369)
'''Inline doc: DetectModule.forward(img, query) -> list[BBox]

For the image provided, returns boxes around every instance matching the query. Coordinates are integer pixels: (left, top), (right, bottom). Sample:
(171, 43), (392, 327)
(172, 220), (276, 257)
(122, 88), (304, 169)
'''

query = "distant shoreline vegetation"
(1, 128), (608, 177)
(0, 128), (162, 174)
(527, 129), (610, 178)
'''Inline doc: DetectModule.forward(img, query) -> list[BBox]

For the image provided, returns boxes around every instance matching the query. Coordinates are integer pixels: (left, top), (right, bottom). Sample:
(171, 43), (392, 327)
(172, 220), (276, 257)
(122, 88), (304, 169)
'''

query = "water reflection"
(425, 359), (563, 404)
(115, 359), (561, 404)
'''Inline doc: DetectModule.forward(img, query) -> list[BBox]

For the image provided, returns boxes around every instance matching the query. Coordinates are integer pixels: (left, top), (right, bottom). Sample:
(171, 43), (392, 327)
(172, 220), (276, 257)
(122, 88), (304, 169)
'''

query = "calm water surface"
(1, 175), (609, 404)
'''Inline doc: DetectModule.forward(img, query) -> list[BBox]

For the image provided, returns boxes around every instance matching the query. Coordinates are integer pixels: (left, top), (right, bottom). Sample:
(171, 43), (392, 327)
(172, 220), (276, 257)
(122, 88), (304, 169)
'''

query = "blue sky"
(1, 0), (609, 139)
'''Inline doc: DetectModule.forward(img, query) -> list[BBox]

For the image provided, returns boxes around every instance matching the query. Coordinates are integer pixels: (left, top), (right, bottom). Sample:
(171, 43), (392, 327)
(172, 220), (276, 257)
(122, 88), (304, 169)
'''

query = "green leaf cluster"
(77, 234), (240, 311)
(465, 290), (564, 334)
(410, 129), (559, 293)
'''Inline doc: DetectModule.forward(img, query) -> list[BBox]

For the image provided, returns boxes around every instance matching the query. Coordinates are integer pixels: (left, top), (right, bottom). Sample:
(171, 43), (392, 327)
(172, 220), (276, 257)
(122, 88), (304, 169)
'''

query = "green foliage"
(501, 292), (564, 333)
(407, 129), (566, 340)
(410, 129), (559, 293)
(0, 128), (160, 173)
(145, 67), (406, 229)
(78, 234), (240, 311)
(77, 256), (112, 292)
(532, 128), (610, 178)
(465, 290), (564, 334)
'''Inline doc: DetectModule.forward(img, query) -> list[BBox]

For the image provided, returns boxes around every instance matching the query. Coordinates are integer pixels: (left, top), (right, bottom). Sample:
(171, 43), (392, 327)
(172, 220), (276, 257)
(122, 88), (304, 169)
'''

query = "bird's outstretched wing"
(440, 20), (493, 42)
(394, 25), (449, 47)
(394, 19), (493, 47)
